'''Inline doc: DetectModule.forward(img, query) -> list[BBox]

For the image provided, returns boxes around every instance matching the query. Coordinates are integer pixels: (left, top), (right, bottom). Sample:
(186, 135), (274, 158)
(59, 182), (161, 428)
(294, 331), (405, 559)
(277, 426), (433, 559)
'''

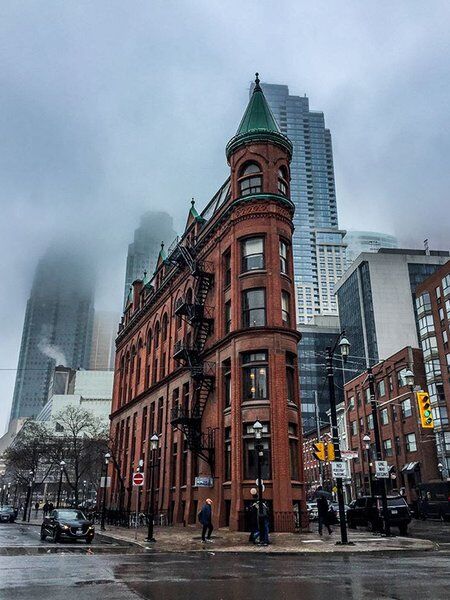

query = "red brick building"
(302, 425), (332, 495)
(415, 261), (450, 478)
(109, 76), (306, 531)
(344, 346), (439, 503)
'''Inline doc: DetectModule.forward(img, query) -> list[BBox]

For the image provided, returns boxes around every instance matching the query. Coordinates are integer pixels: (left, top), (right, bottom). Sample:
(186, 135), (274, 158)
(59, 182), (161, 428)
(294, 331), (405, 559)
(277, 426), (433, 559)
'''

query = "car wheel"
(40, 528), (47, 541)
(85, 535), (94, 545)
(398, 524), (408, 536)
(348, 519), (356, 530)
(52, 529), (60, 543)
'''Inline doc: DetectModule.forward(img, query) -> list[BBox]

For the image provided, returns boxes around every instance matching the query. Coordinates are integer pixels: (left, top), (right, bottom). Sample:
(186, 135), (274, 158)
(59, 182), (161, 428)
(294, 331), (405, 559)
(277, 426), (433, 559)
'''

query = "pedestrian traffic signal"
(417, 392), (434, 428)
(327, 442), (335, 461)
(313, 442), (326, 461)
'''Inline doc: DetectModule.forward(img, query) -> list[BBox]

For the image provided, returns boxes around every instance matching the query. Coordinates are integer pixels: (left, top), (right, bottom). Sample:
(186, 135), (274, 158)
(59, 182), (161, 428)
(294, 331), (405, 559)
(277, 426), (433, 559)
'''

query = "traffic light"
(327, 442), (335, 461)
(417, 392), (434, 428)
(313, 442), (326, 461)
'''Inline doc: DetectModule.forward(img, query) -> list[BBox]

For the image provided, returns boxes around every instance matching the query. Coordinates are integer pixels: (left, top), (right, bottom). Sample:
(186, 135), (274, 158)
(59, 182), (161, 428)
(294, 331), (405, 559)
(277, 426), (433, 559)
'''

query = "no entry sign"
(132, 472), (144, 486)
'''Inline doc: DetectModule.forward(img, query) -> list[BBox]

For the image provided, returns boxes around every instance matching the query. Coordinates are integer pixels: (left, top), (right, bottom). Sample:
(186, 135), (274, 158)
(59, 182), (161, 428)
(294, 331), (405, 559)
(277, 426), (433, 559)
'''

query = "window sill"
(241, 399), (270, 409)
(239, 270), (267, 278)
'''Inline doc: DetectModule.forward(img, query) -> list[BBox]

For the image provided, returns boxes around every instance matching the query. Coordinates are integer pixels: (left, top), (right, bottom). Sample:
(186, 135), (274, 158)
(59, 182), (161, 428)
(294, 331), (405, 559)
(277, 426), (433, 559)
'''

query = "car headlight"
(61, 524), (69, 530)
(88, 525), (94, 530)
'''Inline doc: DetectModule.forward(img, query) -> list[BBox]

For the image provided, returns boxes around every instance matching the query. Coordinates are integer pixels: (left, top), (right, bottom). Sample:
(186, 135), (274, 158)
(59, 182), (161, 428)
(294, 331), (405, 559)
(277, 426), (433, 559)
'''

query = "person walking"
(43, 501), (49, 516)
(34, 501), (39, 517)
(199, 498), (214, 543)
(317, 491), (332, 536)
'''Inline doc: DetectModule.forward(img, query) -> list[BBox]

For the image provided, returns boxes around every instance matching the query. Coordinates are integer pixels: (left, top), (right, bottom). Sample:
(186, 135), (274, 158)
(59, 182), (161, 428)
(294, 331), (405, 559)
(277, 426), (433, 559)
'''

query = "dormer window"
(239, 162), (262, 196)
(278, 166), (288, 196)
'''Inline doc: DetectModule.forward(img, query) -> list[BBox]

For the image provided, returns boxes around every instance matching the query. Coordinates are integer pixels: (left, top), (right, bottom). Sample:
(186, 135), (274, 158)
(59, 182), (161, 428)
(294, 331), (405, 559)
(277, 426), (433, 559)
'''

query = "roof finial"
(160, 241), (164, 250)
(143, 270), (147, 279)
(254, 72), (261, 92)
(191, 198), (195, 207)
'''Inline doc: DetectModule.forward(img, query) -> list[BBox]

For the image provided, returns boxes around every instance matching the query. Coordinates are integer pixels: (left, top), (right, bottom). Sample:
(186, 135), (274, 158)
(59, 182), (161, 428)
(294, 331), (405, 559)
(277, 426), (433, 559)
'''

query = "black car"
(347, 495), (411, 535)
(40, 509), (95, 543)
(0, 505), (17, 523)
(417, 482), (450, 521)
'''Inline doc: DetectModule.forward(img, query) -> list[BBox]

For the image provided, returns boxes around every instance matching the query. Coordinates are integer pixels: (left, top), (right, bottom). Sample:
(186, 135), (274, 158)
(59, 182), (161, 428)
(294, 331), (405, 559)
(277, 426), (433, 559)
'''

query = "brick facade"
(108, 82), (307, 531)
(344, 346), (439, 503)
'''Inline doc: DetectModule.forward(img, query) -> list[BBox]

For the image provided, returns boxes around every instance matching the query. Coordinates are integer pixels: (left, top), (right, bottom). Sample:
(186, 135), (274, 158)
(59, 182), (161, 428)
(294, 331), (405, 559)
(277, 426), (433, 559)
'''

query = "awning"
(401, 462), (419, 473)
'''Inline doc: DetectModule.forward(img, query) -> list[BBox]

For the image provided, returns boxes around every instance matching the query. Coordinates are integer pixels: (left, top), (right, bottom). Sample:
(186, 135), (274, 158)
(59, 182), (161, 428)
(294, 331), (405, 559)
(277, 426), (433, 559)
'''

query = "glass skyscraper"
(252, 82), (346, 324)
(123, 211), (176, 306)
(10, 246), (95, 422)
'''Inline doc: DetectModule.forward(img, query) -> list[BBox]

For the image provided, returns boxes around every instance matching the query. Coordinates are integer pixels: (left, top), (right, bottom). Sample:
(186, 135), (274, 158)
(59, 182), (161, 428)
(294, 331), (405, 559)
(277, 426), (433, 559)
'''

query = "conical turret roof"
(226, 73), (292, 160)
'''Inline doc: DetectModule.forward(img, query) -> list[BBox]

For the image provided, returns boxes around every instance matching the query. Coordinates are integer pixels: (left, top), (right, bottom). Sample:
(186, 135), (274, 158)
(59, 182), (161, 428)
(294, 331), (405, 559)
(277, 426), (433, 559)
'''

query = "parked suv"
(0, 505), (17, 523)
(40, 509), (95, 543)
(417, 482), (450, 521)
(347, 495), (411, 535)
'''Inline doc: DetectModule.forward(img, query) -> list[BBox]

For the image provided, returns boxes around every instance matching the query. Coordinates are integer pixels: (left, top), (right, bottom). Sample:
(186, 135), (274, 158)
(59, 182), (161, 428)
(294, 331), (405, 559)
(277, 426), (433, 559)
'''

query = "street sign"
(341, 450), (359, 460)
(132, 472), (144, 486)
(195, 476), (214, 488)
(375, 460), (390, 479)
(100, 476), (111, 488)
(331, 461), (347, 478)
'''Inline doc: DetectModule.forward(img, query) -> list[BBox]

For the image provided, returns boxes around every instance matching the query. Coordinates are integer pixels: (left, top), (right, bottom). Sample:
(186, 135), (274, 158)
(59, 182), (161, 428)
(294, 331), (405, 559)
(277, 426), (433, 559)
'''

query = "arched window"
(278, 166), (288, 196)
(146, 329), (152, 353)
(186, 288), (193, 305)
(238, 162), (262, 197)
(162, 313), (168, 341)
(154, 321), (160, 348)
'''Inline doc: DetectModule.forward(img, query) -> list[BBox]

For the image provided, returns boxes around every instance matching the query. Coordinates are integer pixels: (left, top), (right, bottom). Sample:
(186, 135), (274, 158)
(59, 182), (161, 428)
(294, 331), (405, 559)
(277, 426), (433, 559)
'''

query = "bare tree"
(53, 406), (108, 506)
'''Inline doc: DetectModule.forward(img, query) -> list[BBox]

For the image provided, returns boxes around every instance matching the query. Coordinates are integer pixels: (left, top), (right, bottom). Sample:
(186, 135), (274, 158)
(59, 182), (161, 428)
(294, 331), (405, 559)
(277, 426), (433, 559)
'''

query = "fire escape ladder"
(170, 242), (215, 473)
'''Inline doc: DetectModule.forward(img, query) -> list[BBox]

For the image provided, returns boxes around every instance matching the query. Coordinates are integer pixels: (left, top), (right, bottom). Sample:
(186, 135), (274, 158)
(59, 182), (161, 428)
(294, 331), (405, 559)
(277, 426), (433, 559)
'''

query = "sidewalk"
(96, 522), (436, 554)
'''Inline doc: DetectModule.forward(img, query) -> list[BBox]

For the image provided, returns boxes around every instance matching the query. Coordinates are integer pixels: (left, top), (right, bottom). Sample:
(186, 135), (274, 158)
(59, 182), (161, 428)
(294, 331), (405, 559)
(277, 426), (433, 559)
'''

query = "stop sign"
(132, 472), (144, 486)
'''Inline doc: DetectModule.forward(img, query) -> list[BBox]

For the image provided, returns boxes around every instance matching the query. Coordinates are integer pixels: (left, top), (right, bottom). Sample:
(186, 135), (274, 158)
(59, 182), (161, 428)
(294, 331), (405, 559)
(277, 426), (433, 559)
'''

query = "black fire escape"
(168, 239), (216, 473)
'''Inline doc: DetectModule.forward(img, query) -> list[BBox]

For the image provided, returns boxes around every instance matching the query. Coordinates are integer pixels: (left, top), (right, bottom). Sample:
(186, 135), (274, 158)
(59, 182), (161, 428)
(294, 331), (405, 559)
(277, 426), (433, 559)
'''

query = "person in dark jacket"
(199, 498), (213, 542)
(317, 490), (332, 536)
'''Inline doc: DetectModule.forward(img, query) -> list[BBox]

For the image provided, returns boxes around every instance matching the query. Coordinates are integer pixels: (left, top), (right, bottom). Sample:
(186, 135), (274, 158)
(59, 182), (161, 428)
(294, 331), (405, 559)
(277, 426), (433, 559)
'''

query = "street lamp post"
(57, 461), (65, 509)
(1, 485), (5, 505)
(326, 333), (351, 545)
(146, 433), (159, 542)
(101, 452), (111, 531)
(253, 420), (265, 545)
(363, 434), (373, 497)
(82, 480), (87, 507)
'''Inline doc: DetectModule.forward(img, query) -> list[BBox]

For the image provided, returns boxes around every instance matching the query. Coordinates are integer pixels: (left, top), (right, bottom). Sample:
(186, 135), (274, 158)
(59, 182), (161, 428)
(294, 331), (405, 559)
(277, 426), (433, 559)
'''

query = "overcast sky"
(1, 1), (449, 433)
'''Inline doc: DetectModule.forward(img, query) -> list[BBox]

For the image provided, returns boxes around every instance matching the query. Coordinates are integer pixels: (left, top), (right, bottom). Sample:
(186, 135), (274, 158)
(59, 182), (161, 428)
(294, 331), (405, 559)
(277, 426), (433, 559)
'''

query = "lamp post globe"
(339, 337), (350, 359)
(363, 434), (371, 450)
(150, 433), (159, 451)
(404, 369), (414, 388)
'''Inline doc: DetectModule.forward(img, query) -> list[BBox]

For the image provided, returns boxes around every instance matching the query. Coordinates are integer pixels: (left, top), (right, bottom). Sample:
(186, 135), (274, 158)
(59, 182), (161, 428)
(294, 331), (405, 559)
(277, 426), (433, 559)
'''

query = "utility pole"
(367, 367), (390, 536)
(314, 391), (323, 486)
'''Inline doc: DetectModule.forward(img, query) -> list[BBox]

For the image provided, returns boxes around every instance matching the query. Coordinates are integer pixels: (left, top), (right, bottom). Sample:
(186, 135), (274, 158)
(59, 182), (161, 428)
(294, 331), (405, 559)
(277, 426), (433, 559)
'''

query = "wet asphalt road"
(1, 522), (450, 600)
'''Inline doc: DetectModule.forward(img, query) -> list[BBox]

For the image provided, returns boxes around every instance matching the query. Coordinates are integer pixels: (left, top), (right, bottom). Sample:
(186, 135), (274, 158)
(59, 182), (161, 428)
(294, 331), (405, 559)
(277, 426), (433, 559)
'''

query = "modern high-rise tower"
(89, 311), (120, 371)
(123, 211), (177, 306)
(10, 246), (95, 422)
(252, 82), (346, 324)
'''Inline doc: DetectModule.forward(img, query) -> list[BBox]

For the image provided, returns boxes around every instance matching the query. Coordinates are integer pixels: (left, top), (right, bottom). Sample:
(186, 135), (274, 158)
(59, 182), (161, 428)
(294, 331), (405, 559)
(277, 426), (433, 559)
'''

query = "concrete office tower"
(344, 230), (399, 267)
(123, 211), (177, 306)
(254, 82), (346, 323)
(10, 246), (95, 422)
(89, 311), (119, 370)
(335, 248), (449, 375)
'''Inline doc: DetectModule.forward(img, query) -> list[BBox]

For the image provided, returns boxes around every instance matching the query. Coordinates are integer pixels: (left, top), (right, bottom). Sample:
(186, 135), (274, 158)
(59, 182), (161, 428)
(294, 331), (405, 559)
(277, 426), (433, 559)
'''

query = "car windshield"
(1, 506), (13, 512)
(56, 510), (86, 520)
(387, 498), (407, 507)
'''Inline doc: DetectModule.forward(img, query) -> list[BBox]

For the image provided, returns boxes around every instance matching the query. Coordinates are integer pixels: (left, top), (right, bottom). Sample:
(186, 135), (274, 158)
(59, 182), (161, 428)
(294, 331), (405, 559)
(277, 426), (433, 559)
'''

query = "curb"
(96, 530), (436, 555)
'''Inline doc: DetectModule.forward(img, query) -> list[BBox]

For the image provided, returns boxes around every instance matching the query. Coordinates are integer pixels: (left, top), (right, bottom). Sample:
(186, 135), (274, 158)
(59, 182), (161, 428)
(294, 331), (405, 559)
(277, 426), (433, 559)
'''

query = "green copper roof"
(226, 74), (292, 159)
(189, 199), (206, 224)
(236, 74), (281, 135)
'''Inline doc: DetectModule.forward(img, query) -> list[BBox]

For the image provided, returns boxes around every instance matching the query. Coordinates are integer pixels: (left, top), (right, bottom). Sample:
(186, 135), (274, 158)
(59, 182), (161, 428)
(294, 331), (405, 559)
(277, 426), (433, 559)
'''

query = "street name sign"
(132, 472), (144, 486)
(195, 476), (214, 488)
(331, 461), (347, 478)
(375, 461), (389, 478)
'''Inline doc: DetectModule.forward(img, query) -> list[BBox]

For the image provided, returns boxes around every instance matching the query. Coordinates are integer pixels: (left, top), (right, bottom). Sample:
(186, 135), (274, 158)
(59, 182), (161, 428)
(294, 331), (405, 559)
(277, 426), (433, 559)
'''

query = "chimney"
(132, 279), (144, 312)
